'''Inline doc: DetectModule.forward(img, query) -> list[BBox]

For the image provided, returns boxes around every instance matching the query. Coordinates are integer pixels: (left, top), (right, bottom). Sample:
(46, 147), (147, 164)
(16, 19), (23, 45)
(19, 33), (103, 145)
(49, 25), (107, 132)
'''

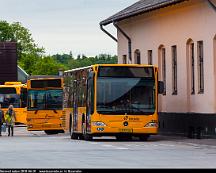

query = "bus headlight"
(144, 122), (158, 127)
(92, 122), (106, 127)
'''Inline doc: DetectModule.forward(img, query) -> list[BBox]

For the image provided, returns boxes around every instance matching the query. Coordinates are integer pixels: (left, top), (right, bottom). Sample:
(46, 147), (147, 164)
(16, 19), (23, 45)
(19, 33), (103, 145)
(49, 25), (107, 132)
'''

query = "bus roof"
(0, 81), (26, 88)
(64, 64), (156, 74)
(4, 82), (22, 85)
(28, 75), (62, 80)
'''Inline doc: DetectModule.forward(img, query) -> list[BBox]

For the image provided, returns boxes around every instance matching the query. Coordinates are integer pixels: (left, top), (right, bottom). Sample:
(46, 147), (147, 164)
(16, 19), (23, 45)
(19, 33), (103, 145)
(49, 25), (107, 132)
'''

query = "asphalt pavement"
(0, 126), (216, 168)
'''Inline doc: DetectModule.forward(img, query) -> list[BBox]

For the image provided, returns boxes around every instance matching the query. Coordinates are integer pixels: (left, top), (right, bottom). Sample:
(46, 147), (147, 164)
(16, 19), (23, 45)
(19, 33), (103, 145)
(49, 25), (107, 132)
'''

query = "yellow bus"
(0, 82), (27, 124)
(64, 64), (164, 141)
(26, 76), (70, 135)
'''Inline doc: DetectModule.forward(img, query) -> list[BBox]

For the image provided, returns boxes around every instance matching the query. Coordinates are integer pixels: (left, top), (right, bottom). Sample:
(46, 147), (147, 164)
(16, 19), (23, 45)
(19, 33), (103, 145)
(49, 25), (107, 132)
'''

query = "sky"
(0, 0), (137, 57)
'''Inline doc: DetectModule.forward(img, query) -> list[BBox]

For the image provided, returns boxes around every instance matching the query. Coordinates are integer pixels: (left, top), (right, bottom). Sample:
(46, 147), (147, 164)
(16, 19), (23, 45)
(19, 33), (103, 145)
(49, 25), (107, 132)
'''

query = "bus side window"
(21, 88), (27, 107)
(87, 73), (94, 115)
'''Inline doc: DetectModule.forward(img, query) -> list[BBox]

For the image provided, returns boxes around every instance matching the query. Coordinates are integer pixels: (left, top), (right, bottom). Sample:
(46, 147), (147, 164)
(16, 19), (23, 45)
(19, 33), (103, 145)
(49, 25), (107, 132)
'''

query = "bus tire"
(44, 130), (59, 135)
(116, 135), (132, 141)
(79, 134), (84, 140)
(84, 134), (93, 141)
(69, 114), (72, 133)
(139, 135), (150, 141)
(70, 118), (78, 139)
(82, 122), (93, 141)
(71, 132), (79, 139)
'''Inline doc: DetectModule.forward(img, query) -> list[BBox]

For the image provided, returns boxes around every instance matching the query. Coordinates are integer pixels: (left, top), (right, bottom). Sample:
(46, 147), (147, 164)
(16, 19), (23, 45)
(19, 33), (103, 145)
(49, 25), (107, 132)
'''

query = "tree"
(31, 56), (65, 75)
(0, 20), (44, 58)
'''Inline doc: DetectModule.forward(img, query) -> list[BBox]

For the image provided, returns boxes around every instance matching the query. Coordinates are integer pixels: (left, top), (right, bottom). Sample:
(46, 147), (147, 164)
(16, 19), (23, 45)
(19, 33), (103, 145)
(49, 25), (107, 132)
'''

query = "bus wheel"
(71, 132), (79, 139)
(139, 135), (150, 141)
(82, 123), (93, 141)
(84, 134), (93, 141)
(70, 121), (78, 139)
(79, 134), (84, 140)
(116, 135), (132, 141)
(44, 130), (59, 135)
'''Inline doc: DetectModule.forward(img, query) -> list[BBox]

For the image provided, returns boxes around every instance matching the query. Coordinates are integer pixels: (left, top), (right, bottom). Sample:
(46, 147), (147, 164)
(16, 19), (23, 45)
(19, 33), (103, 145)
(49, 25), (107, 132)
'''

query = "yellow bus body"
(26, 77), (70, 133)
(64, 64), (160, 140)
(0, 82), (27, 124)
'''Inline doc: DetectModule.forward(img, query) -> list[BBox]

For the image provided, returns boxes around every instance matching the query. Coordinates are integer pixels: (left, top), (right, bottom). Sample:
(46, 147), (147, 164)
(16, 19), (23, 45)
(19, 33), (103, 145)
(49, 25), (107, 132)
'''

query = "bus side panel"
(75, 107), (86, 133)
(15, 108), (27, 124)
(62, 108), (71, 132)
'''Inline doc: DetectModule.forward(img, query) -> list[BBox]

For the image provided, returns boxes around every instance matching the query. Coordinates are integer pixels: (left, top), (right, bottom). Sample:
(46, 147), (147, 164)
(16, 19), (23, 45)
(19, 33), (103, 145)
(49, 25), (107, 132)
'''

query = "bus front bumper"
(90, 126), (158, 135)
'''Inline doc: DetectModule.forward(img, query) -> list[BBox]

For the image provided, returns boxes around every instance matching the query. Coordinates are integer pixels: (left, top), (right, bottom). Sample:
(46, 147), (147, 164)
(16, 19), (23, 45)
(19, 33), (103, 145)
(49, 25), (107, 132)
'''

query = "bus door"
(86, 72), (94, 133)
(73, 80), (78, 132)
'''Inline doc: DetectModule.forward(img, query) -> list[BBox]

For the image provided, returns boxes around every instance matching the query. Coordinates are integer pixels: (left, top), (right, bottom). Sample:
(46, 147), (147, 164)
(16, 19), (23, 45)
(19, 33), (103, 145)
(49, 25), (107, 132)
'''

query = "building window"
(172, 46), (177, 95)
(197, 41), (204, 94)
(123, 55), (127, 64)
(134, 49), (141, 64)
(190, 43), (195, 94)
(160, 47), (166, 95)
(148, 50), (153, 65)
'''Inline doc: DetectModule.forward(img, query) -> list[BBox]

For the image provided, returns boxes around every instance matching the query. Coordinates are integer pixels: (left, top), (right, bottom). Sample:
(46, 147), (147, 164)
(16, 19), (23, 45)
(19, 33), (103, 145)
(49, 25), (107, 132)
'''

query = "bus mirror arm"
(158, 81), (164, 94)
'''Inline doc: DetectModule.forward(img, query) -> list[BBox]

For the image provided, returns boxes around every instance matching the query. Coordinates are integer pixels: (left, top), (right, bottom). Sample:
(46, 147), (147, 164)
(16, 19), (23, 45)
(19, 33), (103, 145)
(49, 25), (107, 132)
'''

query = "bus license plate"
(119, 128), (133, 133)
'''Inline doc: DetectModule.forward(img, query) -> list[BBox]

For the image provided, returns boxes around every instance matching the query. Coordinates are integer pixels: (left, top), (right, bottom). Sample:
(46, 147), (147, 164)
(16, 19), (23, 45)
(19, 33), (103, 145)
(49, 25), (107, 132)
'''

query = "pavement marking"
(101, 144), (129, 150)
(115, 147), (129, 150)
(157, 144), (175, 147)
(102, 144), (114, 147)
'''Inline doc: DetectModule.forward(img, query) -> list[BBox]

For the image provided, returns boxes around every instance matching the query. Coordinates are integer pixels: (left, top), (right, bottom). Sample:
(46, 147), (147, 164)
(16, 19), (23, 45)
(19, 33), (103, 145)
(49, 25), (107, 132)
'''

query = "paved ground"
(0, 126), (216, 168)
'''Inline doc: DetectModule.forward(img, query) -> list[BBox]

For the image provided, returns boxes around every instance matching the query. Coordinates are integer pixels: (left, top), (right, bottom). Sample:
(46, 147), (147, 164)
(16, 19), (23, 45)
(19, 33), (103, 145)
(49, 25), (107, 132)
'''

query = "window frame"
(197, 41), (204, 94)
(172, 45), (177, 95)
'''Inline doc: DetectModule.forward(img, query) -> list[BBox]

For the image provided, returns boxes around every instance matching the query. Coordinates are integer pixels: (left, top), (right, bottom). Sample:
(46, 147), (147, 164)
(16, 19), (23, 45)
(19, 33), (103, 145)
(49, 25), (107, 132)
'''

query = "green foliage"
(66, 54), (118, 70)
(0, 20), (44, 57)
(52, 53), (73, 68)
(31, 56), (65, 75)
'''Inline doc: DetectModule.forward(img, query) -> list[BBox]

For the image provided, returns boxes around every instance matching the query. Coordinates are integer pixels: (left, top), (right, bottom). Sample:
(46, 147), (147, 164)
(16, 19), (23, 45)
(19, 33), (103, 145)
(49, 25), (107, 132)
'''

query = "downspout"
(208, 0), (216, 12)
(113, 22), (132, 64)
(100, 24), (117, 42)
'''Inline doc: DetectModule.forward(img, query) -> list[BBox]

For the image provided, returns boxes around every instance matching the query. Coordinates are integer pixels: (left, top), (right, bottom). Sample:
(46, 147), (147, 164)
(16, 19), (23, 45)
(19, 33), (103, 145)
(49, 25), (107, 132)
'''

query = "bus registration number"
(119, 128), (133, 133)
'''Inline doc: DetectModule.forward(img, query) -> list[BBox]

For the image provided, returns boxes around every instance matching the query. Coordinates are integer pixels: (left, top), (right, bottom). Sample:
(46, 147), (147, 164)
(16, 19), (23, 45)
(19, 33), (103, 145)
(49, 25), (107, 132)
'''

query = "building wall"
(117, 0), (216, 114)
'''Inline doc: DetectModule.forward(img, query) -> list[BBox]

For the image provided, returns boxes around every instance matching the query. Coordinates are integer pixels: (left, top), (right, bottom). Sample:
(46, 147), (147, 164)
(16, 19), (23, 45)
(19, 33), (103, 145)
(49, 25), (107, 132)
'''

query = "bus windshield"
(0, 94), (20, 108)
(97, 77), (155, 115)
(47, 90), (63, 109)
(0, 87), (20, 108)
(27, 89), (63, 110)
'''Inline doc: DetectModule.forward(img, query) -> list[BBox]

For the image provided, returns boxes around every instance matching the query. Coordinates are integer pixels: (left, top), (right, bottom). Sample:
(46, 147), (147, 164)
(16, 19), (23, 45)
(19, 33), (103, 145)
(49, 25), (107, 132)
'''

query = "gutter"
(113, 23), (132, 63)
(207, 0), (216, 12)
(99, 22), (132, 63)
(100, 24), (117, 42)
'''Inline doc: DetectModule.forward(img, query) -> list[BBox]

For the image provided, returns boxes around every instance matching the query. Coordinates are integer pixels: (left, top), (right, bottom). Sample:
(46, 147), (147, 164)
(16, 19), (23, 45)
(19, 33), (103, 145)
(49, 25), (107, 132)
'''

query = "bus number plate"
(119, 128), (133, 133)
